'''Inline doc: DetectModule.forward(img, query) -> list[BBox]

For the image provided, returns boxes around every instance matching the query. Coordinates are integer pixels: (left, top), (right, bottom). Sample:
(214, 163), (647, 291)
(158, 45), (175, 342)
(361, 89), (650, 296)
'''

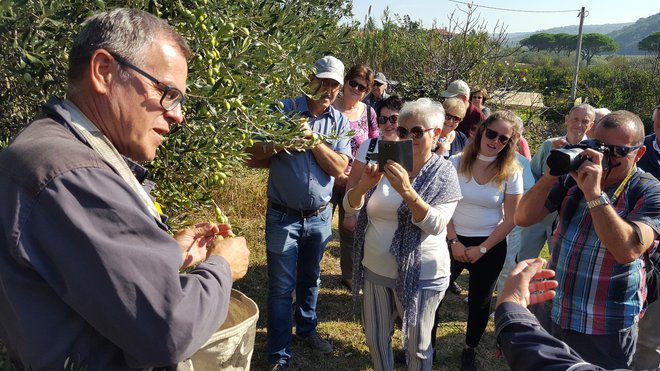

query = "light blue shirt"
(267, 96), (351, 210)
(516, 152), (535, 193)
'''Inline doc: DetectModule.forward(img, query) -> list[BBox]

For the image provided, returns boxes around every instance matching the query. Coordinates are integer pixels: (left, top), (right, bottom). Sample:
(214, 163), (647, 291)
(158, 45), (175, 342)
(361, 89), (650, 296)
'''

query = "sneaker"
(460, 347), (477, 371)
(298, 330), (333, 353)
(449, 281), (462, 294)
(269, 363), (288, 371)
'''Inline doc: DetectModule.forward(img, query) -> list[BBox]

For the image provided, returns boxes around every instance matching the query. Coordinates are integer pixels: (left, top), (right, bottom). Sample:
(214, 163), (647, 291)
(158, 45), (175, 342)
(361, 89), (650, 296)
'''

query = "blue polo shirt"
(267, 96), (351, 210)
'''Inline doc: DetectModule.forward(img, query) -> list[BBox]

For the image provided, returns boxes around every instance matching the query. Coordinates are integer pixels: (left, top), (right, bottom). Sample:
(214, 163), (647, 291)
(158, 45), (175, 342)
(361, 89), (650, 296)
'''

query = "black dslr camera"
(546, 139), (611, 176)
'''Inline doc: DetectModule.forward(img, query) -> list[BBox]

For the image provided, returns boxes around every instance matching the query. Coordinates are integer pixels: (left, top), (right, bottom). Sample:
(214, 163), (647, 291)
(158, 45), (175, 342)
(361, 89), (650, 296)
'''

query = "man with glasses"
(516, 111), (660, 369)
(363, 72), (390, 110)
(0, 9), (250, 369)
(518, 104), (596, 263)
(246, 56), (351, 370)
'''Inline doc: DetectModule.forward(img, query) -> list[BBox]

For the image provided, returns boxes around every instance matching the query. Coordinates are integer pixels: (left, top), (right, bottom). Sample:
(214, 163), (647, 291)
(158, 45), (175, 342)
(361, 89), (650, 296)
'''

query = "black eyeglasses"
(378, 114), (399, 125)
(348, 79), (368, 93)
(484, 127), (510, 145)
(608, 144), (642, 158)
(374, 81), (384, 87)
(111, 53), (186, 111)
(396, 126), (434, 139)
(445, 113), (462, 122)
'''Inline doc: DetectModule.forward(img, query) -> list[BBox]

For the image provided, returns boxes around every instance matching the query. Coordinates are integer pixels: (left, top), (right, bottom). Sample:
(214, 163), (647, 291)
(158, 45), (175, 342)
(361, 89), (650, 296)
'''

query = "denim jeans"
(265, 206), (332, 365)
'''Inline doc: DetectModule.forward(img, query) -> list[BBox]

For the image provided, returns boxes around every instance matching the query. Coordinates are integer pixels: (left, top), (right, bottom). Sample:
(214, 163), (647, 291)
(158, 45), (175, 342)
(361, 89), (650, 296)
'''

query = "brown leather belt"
(268, 201), (329, 218)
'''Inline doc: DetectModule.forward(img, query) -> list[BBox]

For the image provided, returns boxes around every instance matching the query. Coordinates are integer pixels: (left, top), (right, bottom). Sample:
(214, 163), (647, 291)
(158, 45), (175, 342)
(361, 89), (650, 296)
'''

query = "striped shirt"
(546, 169), (660, 334)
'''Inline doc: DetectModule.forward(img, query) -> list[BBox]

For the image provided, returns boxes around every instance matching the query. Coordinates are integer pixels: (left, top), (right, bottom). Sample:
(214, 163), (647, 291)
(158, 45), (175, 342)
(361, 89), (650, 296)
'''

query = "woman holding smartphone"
(344, 98), (462, 371)
(446, 110), (523, 371)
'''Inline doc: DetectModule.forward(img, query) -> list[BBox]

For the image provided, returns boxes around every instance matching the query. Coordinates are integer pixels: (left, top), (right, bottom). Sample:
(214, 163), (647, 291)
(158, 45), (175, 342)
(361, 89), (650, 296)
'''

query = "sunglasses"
(608, 144), (642, 158)
(378, 114), (399, 125)
(374, 81), (384, 87)
(445, 113), (462, 122)
(471, 95), (483, 100)
(396, 126), (434, 139)
(484, 127), (510, 145)
(348, 79), (369, 93)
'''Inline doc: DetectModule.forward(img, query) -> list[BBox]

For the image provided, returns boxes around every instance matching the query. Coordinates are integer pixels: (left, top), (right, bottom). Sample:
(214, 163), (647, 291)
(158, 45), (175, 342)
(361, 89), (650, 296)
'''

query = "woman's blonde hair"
(442, 97), (467, 118)
(459, 110), (522, 189)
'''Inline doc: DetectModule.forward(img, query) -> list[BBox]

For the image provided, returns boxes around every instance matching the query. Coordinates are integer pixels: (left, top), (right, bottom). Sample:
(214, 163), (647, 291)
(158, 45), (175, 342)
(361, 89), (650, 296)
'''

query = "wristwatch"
(447, 237), (459, 246)
(587, 192), (610, 209)
(479, 246), (488, 254)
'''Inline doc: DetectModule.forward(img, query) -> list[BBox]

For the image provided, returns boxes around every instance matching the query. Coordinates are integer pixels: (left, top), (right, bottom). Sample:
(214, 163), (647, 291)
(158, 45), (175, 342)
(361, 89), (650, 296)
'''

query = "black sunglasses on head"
(484, 127), (510, 145)
(378, 114), (399, 125)
(396, 126), (433, 139)
(348, 79), (369, 93)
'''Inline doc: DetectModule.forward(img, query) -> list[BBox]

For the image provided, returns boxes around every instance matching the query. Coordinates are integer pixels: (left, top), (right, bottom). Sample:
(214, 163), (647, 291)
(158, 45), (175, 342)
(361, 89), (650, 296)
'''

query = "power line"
(448, 0), (580, 14)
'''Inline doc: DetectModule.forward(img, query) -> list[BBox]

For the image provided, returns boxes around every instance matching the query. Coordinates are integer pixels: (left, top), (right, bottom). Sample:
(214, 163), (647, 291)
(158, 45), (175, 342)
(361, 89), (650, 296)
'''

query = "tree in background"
(520, 33), (556, 52)
(639, 31), (660, 58)
(0, 0), (350, 225)
(340, 6), (519, 102)
(580, 33), (618, 66)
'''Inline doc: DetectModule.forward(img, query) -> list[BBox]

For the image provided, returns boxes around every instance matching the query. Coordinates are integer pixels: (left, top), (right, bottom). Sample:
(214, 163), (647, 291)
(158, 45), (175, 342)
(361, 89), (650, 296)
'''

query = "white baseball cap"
(441, 80), (470, 98)
(314, 56), (345, 86)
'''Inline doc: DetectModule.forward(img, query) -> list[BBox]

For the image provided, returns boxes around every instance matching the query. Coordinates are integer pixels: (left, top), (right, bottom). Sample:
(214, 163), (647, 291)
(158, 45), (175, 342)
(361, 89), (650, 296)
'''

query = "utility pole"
(570, 7), (585, 102)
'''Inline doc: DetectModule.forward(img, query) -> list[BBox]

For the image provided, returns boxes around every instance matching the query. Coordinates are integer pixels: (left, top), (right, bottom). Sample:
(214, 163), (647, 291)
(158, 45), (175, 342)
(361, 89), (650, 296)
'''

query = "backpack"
(643, 247), (659, 305)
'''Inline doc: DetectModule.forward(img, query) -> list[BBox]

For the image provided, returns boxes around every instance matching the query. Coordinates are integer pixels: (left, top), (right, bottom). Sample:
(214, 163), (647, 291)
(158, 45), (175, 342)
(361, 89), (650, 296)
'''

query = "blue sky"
(348, 0), (659, 33)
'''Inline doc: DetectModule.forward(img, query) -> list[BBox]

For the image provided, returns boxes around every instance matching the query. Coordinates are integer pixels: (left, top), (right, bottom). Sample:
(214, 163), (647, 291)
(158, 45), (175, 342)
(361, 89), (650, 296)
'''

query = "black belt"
(268, 201), (329, 218)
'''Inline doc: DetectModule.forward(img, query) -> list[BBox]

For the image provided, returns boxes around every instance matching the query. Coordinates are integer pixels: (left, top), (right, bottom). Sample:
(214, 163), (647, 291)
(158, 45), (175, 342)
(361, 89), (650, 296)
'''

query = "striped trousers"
(362, 278), (448, 371)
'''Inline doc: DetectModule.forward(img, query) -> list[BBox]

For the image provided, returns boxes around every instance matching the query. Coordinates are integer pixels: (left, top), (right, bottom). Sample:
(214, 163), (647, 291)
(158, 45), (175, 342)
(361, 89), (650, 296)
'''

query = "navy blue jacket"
(495, 302), (629, 371)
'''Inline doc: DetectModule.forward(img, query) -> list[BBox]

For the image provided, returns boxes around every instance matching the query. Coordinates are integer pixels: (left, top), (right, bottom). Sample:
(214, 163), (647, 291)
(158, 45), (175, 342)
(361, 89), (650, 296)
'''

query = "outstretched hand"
(496, 258), (558, 309)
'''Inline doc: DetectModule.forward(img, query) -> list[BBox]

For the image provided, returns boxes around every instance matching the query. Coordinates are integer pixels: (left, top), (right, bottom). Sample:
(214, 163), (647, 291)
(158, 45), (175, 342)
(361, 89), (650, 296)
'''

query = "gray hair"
(569, 103), (595, 117)
(67, 8), (190, 84)
(398, 98), (445, 129)
(594, 107), (611, 123)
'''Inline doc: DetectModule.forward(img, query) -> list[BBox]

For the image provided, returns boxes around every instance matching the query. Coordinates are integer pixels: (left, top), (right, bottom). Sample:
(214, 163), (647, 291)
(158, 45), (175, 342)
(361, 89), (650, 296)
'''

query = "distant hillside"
(542, 23), (633, 35)
(608, 12), (660, 55)
(505, 23), (631, 46)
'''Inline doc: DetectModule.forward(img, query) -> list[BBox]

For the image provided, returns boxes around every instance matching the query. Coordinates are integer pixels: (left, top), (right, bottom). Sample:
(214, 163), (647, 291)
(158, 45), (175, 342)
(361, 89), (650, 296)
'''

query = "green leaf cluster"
(0, 0), (350, 226)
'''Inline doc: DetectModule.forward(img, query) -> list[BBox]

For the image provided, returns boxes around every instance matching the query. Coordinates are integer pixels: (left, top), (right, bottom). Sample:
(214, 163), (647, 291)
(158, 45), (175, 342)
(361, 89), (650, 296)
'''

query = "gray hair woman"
(344, 98), (462, 371)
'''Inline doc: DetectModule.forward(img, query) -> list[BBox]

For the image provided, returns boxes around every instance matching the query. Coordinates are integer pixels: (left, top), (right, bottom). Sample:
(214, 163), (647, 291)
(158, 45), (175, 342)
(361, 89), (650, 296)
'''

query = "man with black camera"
(515, 111), (660, 369)
(518, 104), (595, 262)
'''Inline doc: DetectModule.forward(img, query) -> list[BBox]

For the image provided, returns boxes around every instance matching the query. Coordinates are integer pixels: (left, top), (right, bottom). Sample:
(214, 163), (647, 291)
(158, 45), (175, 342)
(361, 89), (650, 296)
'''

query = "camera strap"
(611, 165), (636, 204)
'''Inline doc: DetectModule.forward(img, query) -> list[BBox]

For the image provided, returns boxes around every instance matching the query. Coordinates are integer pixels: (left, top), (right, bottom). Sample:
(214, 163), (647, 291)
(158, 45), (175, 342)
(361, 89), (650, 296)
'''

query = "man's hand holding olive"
(208, 235), (250, 282)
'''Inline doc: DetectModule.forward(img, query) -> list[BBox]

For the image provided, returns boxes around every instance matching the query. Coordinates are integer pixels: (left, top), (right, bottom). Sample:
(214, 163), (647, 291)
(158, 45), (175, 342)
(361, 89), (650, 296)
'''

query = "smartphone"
(378, 140), (413, 172)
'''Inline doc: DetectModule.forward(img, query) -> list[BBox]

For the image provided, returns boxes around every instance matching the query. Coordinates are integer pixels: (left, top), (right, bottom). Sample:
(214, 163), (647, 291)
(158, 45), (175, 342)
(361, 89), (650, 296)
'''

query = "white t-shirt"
(343, 176), (457, 280)
(448, 153), (523, 237)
